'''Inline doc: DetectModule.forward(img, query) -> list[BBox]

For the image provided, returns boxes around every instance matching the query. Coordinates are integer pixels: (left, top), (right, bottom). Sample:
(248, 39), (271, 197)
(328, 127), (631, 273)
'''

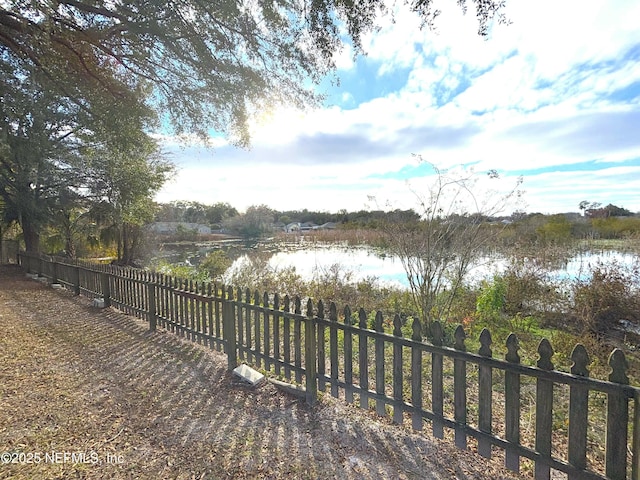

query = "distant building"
(284, 221), (338, 233)
(300, 221), (317, 231)
(317, 222), (337, 230)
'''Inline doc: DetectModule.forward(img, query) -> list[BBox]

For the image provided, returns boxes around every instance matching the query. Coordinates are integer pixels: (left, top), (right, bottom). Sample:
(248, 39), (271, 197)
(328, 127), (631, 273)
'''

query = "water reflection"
(156, 241), (639, 289)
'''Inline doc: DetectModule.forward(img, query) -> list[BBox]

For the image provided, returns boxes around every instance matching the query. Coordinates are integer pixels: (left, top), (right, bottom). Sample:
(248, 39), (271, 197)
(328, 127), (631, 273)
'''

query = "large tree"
(85, 139), (174, 264)
(0, 61), (165, 255)
(0, 0), (507, 144)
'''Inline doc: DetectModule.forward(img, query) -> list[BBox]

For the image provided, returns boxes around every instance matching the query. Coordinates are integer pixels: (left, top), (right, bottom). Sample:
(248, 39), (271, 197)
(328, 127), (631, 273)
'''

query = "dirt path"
(0, 265), (522, 479)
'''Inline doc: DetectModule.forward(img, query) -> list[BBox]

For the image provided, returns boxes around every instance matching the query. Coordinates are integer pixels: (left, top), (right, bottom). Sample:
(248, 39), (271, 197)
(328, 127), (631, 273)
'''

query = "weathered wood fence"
(18, 252), (640, 480)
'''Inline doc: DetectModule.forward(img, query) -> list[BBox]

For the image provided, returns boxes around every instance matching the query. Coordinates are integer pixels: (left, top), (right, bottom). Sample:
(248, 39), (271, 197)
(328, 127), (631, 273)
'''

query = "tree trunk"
(122, 224), (130, 265)
(116, 224), (123, 263)
(21, 217), (41, 253)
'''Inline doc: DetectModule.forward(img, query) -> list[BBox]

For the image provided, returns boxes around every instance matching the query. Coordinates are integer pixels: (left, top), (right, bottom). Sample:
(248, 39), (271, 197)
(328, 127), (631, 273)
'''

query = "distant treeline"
(154, 200), (640, 241)
(154, 201), (423, 228)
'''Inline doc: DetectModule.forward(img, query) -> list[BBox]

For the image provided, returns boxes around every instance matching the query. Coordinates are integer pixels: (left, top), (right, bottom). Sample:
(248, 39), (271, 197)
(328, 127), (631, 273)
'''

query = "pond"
(157, 240), (639, 289)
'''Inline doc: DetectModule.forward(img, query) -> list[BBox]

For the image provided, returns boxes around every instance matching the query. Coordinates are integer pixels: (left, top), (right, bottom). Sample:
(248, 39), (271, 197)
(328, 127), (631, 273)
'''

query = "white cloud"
(156, 0), (640, 215)
(334, 43), (355, 71)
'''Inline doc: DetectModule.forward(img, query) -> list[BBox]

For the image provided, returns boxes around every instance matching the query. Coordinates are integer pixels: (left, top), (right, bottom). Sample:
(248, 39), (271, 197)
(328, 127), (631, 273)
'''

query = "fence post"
(477, 329), (493, 458)
(374, 311), (385, 417)
(72, 265), (80, 295)
(223, 286), (237, 370)
(51, 259), (58, 285)
(633, 389), (639, 480)
(568, 344), (590, 480)
(505, 333), (521, 473)
(148, 281), (156, 332)
(305, 299), (317, 406)
(101, 272), (111, 307)
(606, 348), (629, 480)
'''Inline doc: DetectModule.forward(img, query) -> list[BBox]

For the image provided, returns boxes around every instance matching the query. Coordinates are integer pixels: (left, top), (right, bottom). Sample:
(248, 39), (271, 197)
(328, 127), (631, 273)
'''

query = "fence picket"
(478, 328), (493, 459)
(374, 311), (386, 417)
(358, 308), (369, 410)
(274, 294), (281, 376)
(214, 283), (221, 348)
(344, 306), (354, 404)
(432, 321), (444, 439)
(317, 300), (326, 392)
(294, 296), (302, 384)
(329, 302), (339, 398)
(224, 286), (237, 369)
(254, 290), (262, 368)
(208, 283), (214, 349)
(237, 288), (244, 360)
(453, 325), (467, 450)
(568, 344), (589, 480)
(305, 299), (317, 406)
(411, 318), (423, 431)
(263, 292), (271, 371)
(245, 288), (252, 363)
(535, 338), (554, 480)
(393, 314), (403, 424)
(283, 295), (291, 380)
(505, 333), (521, 473)
(606, 349), (629, 480)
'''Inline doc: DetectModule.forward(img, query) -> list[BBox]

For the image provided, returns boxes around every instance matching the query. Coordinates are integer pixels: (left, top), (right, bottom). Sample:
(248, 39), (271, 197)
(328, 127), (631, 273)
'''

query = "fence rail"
(17, 252), (640, 480)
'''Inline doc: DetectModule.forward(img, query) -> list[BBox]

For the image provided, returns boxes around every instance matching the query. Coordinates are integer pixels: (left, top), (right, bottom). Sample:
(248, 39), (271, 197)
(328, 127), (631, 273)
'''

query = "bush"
(476, 276), (506, 327)
(571, 261), (640, 335)
(198, 250), (231, 281)
(224, 254), (305, 299)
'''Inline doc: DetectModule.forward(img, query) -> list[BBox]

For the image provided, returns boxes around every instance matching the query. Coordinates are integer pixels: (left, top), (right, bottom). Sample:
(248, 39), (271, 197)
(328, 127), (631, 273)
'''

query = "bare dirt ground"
(0, 265), (524, 479)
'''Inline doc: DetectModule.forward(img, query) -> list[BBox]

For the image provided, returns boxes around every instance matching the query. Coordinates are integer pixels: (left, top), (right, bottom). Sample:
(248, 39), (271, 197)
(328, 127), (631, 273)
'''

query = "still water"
(218, 243), (639, 289)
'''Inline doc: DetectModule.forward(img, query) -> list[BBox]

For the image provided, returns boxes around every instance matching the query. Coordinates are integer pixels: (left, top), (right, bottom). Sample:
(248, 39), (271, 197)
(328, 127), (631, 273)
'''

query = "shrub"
(571, 261), (640, 335)
(198, 250), (231, 281)
(476, 276), (506, 327)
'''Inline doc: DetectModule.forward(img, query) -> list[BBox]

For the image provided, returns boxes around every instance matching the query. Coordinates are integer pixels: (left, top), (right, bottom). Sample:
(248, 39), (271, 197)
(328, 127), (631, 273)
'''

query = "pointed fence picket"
(18, 251), (640, 480)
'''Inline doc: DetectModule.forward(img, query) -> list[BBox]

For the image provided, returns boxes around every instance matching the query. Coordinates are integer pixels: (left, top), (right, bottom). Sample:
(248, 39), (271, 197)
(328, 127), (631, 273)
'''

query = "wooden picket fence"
(18, 252), (640, 480)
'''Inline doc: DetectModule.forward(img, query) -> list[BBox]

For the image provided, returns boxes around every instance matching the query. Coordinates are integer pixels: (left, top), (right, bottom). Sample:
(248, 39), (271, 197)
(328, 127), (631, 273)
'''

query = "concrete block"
(232, 364), (266, 387)
(92, 298), (106, 308)
(51, 283), (63, 290)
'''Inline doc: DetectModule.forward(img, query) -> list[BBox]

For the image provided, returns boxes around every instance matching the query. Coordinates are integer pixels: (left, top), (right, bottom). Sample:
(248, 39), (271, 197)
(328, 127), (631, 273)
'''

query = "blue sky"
(156, 0), (640, 215)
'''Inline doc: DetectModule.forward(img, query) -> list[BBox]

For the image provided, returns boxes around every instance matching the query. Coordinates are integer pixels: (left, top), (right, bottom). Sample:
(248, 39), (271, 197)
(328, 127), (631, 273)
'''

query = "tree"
(1, 0), (508, 144)
(380, 160), (523, 337)
(536, 214), (572, 245)
(0, 66), (88, 252)
(224, 204), (275, 238)
(85, 139), (174, 264)
(0, 61), (169, 255)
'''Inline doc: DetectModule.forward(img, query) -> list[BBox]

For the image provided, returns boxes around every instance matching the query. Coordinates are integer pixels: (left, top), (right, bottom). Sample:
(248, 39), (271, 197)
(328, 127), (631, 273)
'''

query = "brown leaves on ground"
(0, 265), (523, 479)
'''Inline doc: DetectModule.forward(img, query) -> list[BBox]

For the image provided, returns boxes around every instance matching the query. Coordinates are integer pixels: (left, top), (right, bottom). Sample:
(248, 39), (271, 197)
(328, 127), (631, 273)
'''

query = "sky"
(155, 0), (640, 215)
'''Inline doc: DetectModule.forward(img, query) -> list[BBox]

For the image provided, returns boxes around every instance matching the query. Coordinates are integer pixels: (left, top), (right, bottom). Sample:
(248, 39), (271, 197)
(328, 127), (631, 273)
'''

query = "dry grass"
(0, 265), (524, 480)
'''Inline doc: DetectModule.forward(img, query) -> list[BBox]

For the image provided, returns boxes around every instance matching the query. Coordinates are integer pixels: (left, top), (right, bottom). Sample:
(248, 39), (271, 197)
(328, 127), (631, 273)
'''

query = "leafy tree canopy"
(1, 0), (507, 145)
(0, 60), (170, 254)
